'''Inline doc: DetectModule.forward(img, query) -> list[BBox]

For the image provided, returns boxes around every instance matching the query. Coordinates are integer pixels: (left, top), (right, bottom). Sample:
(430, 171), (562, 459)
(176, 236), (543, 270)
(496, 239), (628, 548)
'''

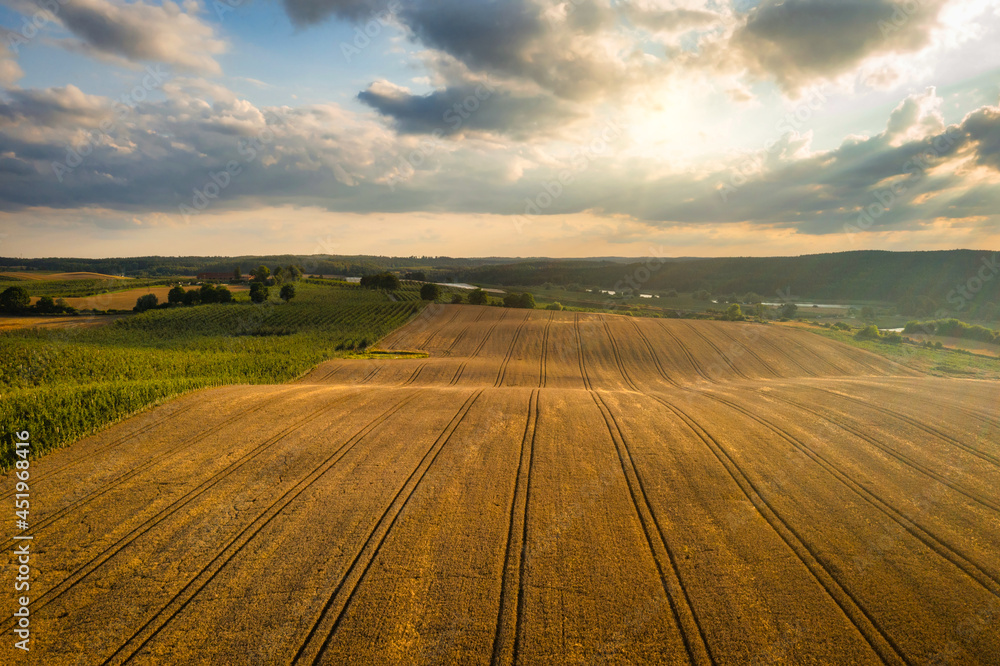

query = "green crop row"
(0, 282), (423, 468)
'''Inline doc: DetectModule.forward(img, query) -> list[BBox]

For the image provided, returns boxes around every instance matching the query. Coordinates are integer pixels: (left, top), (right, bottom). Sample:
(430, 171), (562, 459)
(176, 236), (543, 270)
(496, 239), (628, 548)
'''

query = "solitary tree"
(450, 293), (464, 304)
(468, 289), (488, 305)
(287, 265), (303, 281)
(420, 283), (441, 301)
(233, 266), (242, 282)
(183, 290), (201, 306)
(0, 286), (30, 313)
(134, 293), (158, 312)
(273, 266), (285, 284)
(280, 284), (296, 302)
(216, 287), (233, 303)
(250, 282), (269, 303)
(725, 303), (744, 321)
(168, 285), (186, 305)
(253, 265), (270, 283)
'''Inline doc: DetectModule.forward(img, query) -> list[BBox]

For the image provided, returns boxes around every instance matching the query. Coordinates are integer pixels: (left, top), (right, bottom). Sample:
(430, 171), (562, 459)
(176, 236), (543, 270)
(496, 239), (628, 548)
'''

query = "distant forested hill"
(3, 250), (997, 316)
(456, 250), (1000, 315)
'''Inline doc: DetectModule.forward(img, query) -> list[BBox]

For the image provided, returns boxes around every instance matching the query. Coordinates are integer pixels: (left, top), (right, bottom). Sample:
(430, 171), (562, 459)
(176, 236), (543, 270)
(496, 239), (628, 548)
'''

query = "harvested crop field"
(0, 314), (125, 332)
(27, 285), (250, 310)
(4, 305), (999, 664)
(0, 271), (129, 281)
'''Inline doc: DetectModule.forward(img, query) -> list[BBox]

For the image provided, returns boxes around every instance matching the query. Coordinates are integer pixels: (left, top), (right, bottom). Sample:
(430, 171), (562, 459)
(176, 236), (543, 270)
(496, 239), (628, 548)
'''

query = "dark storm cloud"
(357, 82), (578, 138)
(727, 0), (948, 91)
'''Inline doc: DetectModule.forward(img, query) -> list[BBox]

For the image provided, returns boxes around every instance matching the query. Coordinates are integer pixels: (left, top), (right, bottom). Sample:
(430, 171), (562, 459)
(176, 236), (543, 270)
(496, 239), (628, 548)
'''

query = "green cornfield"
(0, 282), (423, 469)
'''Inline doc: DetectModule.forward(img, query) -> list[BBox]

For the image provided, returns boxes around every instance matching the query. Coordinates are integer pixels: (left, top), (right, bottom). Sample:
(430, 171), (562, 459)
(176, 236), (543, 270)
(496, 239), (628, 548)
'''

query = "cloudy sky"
(1, 0), (999, 258)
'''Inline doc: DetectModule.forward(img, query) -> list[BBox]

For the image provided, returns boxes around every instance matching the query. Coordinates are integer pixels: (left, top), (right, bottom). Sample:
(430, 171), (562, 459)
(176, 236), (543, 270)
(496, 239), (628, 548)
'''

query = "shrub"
(855, 324), (882, 340)
(200, 284), (220, 304)
(35, 296), (57, 313)
(168, 285), (186, 305)
(468, 289), (489, 305)
(134, 293), (159, 312)
(0, 286), (30, 313)
(420, 283), (441, 301)
(546, 302), (563, 311)
(250, 282), (269, 304)
(216, 287), (233, 304)
(503, 292), (536, 309)
(450, 293), (464, 304)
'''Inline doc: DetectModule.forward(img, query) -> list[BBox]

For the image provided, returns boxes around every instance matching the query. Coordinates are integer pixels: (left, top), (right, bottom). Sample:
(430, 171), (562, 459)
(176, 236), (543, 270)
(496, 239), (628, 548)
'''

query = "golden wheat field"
(3, 305), (998, 664)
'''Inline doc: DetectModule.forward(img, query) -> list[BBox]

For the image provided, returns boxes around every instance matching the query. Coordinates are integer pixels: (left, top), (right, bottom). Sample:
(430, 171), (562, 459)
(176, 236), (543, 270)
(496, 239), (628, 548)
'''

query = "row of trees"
(0, 287), (76, 314)
(249, 264), (303, 285)
(360, 273), (402, 290)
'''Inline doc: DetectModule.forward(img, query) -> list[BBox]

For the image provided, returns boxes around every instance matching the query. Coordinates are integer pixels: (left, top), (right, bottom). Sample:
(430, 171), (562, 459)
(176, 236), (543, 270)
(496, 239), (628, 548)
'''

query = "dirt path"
(3, 306), (998, 664)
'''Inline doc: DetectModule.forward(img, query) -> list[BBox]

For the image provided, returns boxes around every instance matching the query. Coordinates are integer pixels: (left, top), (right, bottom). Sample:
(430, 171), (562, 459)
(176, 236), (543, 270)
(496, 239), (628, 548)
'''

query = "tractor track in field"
(491, 389), (540, 666)
(0, 401), (200, 502)
(495, 312), (531, 388)
(759, 391), (1000, 515)
(13, 305), (999, 664)
(804, 386), (1000, 468)
(655, 320), (715, 383)
(599, 318), (909, 664)
(101, 392), (424, 665)
(291, 390), (484, 665)
(591, 391), (714, 665)
(0, 395), (365, 633)
(0, 390), (311, 551)
(699, 391), (1000, 601)
(538, 312), (553, 389)
(710, 325), (784, 379)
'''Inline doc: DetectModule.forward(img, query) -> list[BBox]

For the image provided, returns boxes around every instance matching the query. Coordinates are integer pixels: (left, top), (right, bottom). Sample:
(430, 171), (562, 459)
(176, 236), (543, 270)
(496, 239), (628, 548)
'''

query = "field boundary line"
(292, 389), (485, 665)
(100, 391), (423, 665)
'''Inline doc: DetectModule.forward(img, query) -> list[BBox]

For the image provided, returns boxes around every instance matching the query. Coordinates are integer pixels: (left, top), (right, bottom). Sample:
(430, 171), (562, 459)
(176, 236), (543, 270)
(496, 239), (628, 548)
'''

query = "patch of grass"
(803, 325), (1000, 380)
(0, 282), (424, 469)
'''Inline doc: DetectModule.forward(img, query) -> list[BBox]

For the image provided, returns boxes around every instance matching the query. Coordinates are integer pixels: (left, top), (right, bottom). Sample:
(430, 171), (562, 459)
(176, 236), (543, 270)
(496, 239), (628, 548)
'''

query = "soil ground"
(3, 306), (998, 664)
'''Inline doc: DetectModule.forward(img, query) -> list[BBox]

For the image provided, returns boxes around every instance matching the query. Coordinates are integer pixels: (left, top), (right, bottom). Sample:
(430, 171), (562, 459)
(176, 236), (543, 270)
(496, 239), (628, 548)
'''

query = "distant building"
(198, 272), (238, 282)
